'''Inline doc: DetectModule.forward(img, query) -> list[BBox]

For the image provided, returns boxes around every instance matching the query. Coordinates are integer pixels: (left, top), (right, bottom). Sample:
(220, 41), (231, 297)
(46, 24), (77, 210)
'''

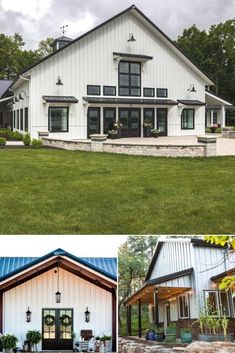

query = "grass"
(0, 149), (234, 234)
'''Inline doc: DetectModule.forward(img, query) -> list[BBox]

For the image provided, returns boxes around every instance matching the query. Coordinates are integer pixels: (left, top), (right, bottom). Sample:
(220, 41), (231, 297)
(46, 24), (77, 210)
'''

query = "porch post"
(112, 290), (116, 352)
(154, 289), (159, 326)
(138, 299), (142, 338)
(0, 291), (3, 333)
(141, 108), (143, 137)
(210, 109), (214, 126)
(126, 305), (132, 336)
(221, 105), (226, 127)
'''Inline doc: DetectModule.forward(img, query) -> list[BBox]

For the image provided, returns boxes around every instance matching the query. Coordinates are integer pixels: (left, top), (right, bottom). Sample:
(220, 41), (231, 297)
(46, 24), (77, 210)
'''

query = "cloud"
(0, 0), (234, 49)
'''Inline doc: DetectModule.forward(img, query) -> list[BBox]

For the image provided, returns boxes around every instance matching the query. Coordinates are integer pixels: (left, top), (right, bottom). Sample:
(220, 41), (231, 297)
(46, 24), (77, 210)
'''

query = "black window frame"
(103, 107), (116, 134)
(48, 106), (69, 133)
(17, 110), (19, 129)
(181, 108), (195, 130)
(204, 290), (231, 317)
(118, 61), (141, 97)
(178, 294), (190, 319)
(156, 88), (168, 97)
(13, 111), (16, 129)
(103, 86), (116, 96)
(87, 107), (100, 138)
(20, 108), (24, 131)
(25, 107), (28, 132)
(87, 85), (100, 95)
(143, 87), (155, 97)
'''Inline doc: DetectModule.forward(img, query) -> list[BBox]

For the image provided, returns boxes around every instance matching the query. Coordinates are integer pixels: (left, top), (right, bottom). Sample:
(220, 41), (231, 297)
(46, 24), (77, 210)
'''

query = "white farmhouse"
(0, 248), (117, 351)
(0, 5), (232, 139)
(124, 238), (235, 338)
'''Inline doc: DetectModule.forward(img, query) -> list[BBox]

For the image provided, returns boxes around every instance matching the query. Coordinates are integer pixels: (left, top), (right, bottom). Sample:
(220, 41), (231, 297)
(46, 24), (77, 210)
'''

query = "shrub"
(11, 131), (23, 141)
(31, 138), (43, 149)
(23, 133), (31, 146)
(0, 334), (18, 349)
(0, 137), (6, 145)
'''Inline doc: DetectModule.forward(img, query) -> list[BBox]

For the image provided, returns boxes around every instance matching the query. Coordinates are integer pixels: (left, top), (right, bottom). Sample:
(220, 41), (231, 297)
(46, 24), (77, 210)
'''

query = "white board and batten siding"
(12, 10), (207, 139)
(3, 268), (112, 349)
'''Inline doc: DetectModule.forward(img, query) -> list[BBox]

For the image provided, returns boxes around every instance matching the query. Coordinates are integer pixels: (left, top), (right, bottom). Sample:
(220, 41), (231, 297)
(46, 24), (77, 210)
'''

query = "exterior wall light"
(55, 291), (61, 303)
(127, 33), (136, 42)
(56, 76), (63, 85)
(188, 84), (196, 92)
(85, 307), (90, 322)
(26, 307), (32, 322)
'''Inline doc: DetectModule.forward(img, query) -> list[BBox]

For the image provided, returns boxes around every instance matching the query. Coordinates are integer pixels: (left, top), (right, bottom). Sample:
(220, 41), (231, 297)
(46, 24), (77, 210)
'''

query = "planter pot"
(164, 334), (176, 343)
(153, 133), (159, 138)
(104, 340), (111, 353)
(3, 349), (14, 353)
(181, 332), (192, 343)
(144, 127), (151, 137)
(210, 127), (217, 133)
(198, 333), (234, 342)
(109, 134), (118, 139)
(148, 331), (155, 341)
(155, 333), (165, 342)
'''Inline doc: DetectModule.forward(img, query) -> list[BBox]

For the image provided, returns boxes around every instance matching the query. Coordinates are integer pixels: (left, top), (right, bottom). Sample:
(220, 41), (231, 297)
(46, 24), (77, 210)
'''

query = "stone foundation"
(42, 137), (217, 157)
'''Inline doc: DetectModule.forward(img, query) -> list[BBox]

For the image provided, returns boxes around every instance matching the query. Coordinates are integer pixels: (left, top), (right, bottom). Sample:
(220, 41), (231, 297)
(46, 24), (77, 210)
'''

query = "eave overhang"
(83, 97), (178, 105)
(42, 95), (78, 103)
(211, 268), (235, 282)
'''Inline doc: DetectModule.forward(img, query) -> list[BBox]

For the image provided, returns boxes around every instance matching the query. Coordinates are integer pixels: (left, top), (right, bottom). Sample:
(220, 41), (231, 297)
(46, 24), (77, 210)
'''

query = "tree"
(118, 236), (158, 335)
(176, 19), (235, 104)
(205, 236), (235, 290)
(37, 37), (54, 58)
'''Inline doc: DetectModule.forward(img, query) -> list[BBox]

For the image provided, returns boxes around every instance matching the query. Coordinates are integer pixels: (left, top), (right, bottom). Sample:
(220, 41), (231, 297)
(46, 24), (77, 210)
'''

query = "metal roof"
(42, 95), (78, 103)
(0, 249), (117, 282)
(0, 80), (12, 97)
(177, 99), (206, 106)
(83, 97), (178, 105)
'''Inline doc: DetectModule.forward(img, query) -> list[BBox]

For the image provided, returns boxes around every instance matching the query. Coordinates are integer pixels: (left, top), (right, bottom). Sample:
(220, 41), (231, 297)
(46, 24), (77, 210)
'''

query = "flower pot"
(148, 331), (155, 341)
(153, 133), (159, 138)
(164, 334), (176, 343)
(155, 333), (165, 342)
(181, 332), (192, 343)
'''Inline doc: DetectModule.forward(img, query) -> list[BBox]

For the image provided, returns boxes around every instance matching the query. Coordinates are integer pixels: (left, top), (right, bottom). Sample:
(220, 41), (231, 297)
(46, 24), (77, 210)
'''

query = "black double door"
(119, 108), (141, 137)
(42, 308), (73, 350)
(157, 108), (168, 136)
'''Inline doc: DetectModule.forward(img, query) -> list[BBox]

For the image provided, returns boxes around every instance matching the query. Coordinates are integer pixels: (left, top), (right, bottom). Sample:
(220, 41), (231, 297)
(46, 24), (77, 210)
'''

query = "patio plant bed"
(0, 149), (234, 234)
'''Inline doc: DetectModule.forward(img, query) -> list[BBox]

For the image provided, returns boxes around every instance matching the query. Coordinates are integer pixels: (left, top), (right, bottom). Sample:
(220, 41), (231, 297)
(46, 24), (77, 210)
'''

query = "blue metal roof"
(0, 80), (12, 97)
(0, 249), (117, 282)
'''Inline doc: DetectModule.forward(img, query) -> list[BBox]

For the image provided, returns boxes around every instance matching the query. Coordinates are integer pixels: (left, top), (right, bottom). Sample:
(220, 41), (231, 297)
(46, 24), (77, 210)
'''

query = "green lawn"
(0, 149), (234, 234)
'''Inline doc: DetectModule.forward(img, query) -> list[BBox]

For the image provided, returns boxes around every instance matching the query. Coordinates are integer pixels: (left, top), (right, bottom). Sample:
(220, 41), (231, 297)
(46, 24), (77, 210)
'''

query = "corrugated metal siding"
(150, 241), (192, 279)
(3, 267), (112, 347)
(0, 256), (117, 280)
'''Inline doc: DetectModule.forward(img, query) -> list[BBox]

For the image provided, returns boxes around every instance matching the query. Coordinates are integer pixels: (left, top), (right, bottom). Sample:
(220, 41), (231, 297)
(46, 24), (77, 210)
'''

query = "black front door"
(87, 107), (100, 138)
(119, 108), (141, 137)
(157, 108), (168, 136)
(42, 308), (73, 350)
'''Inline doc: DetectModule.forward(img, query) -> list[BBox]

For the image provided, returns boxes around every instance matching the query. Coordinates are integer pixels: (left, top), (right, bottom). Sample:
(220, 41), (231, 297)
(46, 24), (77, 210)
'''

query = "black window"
(17, 110), (19, 129)
(87, 107), (100, 138)
(103, 86), (116, 96)
(20, 108), (23, 130)
(25, 107), (28, 132)
(181, 109), (194, 130)
(157, 88), (168, 97)
(13, 111), (15, 128)
(119, 61), (141, 96)
(143, 108), (154, 128)
(87, 85), (100, 95)
(213, 112), (218, 124)
(143, 88), (154, 97)
(103, 108), (116, 133)
(0, 112), (3, 128)
(49, 107), (69, 132)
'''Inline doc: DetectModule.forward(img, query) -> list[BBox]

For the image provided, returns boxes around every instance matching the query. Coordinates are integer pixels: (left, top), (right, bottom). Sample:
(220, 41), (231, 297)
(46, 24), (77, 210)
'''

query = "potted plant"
(180, 327), (192, 343)
(100, 335), (111, 352)
(113, 121), (122, 138)
(155, 326), (165, 342)
(145, 324), (155, 341)
(0, 334), (18, 353)
(26, 331), (42, 352)
(210, 124), (218, 133)
(143, 119), (152, 137)
(108, 130), (118, 139)
(164, 323), (176, 342)
(151, 128), (160, 138)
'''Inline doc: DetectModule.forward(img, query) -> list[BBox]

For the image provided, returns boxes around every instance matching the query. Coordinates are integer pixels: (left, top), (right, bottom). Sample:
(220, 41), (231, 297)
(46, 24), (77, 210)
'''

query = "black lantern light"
(55, 266), (61, 303)
(127, 33), (136, 42)
(56, 76), (63, 85)
(26, 307), (32, 322)
(55, 291), (61, 303)
(188, 84), (196, 92)
(85, 307), (90, 322)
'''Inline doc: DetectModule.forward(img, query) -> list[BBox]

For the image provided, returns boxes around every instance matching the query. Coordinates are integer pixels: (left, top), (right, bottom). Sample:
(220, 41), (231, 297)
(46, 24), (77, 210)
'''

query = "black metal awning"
(83, 97), (177, 105)
(113, 52), (153, 61)
(177, 99), (206, 106)
(42, 95), (78, 103)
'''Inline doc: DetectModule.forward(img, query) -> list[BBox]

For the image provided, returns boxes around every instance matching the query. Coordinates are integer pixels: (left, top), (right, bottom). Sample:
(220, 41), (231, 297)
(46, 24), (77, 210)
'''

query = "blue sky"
(0, 0), (234, 49)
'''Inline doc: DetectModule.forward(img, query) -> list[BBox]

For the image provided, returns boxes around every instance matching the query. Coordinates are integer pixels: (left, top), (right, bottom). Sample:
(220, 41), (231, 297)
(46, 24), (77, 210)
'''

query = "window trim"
(87, 85), (101, 95)
(24, 107), (29, 132)
(20, 108), (24, 131)
(143, 87), (155, 97)
(17, 110), (19, 129)
(87, 107), (101, 138)
(118, 61), (141, 97)
(181, 108), (195, 130)
(156, 88), (168, 98)
(48, 106), (69, 133)
(103, 86), (116, 96)
(178, 294), (190, 319)
(103, 107), (116, 134)
(204, 290), (231, 317)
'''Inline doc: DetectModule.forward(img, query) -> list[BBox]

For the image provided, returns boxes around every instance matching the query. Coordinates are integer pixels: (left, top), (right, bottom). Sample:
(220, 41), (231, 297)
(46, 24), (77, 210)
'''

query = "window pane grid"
(49, 107), (69, 132)
(119, 61), (141, 96)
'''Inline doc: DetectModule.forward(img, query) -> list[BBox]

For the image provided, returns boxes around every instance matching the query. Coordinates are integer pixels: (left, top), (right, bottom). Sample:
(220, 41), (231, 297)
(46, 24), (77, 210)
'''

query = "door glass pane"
(88, 108), (100, 136)
(220, 292), (230, 316)
(144, 109), (154, 128)
(130, 88), (140, 96)
(104, 109), (116, 134)
(119, 87), (129, 95)
(131, 63), (140, 74)
(59, 309), (72, 340)
(119, 74), (129, 86)
(43, 309), (56, 339)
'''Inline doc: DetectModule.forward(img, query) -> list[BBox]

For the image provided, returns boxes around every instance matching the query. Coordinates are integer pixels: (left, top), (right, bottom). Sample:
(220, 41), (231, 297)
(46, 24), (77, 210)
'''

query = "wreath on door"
(59, 314), (72, 327)
(44, 314), (55, 326)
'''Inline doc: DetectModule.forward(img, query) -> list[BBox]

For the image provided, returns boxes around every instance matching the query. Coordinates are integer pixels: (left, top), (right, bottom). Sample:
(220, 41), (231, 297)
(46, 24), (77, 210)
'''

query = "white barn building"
(125, 238), (235, 338)
(0, 249), (117, 351)
(0, 5), (232, 139)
